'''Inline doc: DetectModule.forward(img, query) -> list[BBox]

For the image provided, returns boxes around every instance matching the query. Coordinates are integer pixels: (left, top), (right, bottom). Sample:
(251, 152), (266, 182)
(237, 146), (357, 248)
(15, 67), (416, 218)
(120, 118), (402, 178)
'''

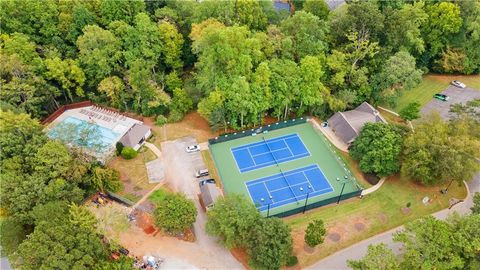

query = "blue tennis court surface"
(231, 134), (310, 173)
(245, 164), (334, 211)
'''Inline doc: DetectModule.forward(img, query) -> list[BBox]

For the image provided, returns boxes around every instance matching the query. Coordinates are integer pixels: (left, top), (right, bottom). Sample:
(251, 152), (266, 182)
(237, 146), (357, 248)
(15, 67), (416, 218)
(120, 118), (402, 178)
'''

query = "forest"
(1, 0), (479, 130)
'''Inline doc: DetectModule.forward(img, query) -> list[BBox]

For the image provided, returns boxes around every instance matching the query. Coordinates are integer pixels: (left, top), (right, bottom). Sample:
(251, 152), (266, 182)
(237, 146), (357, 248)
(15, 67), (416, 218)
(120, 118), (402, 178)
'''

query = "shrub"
(399, 102), (420, 121)
(167, 110), (184, 123)
(286, 255), (298, 267)
(121, 147), (137, 160)
(115, 142), (124, 156)
(154, 193), (197, 233)
(92, 167), (122, 192)
(155, 115), (168, 126)
(304, 219), (326, 248)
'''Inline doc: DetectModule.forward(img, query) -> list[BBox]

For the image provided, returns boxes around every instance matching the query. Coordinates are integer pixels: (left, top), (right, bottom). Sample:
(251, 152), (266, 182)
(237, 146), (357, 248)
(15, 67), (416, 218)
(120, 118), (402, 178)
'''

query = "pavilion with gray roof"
(327, 102), (386, 145)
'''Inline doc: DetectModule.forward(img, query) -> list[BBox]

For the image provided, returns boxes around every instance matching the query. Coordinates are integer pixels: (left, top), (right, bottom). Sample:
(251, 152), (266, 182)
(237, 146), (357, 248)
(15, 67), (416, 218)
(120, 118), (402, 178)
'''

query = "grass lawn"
(286, 174), (467, 267)
(148, 188), (169, 205)
(150, 112), (218, 143)
(201, 150), (222, 188)
(108, 149), (158, 202)
(388, 74), (480, 112)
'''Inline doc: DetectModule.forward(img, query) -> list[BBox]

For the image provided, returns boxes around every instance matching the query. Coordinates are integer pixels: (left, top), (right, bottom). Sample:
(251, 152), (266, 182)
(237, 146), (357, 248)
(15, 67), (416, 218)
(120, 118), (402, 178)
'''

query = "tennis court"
(231, 133), (310, 173)
(209, 120), (363, 217)
(246, 164), (333, 211)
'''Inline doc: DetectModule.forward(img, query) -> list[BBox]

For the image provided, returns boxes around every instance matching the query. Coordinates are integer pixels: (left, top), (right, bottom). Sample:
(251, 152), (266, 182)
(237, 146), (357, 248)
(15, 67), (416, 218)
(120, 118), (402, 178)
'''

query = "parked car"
(185, 144), (200, 153)
(118, 248), (129, 256)
(451, 80), (466, 88)
(195, 169), (209, 178)
(199, 178), (216, 186)
(433, 93), (450, 101)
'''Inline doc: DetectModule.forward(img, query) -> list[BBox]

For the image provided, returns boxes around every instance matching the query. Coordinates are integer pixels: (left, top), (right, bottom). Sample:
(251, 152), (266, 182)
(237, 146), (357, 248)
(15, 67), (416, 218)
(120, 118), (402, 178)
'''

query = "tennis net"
(262, 136), (298, 203)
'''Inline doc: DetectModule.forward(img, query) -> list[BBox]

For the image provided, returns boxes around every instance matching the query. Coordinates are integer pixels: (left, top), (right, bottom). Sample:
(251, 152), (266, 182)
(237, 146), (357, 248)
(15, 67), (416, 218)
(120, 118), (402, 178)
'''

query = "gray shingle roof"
(327, 102), (386, 144)
(119, 124), (150, 148)
(200, 183), (221, 208)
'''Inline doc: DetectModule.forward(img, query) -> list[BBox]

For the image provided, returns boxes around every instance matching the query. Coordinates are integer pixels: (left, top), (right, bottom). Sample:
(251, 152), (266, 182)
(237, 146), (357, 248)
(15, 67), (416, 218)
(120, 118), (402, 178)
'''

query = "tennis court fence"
(270, 188), (363, 218)
(209, 117), (308, 145)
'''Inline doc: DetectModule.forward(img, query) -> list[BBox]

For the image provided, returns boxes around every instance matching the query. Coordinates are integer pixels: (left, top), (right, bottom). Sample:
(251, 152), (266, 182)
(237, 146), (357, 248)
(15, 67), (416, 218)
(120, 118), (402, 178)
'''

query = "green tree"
(91, 167), (122, 192)
(298, 56), (329, 114)
(0, 32), (44, 71)
(347, 243), (400, 270)
(304, 219), (326, 248)
(206, 194), (260, 248)
(76, 25), (121, 87)
(0, 0), (59, 45)
(99, 0), (145, 25)
(384, 1), (428, 55)
(0, 110), (46, 161)
(169, 88), (193, 117)
(121, 147), (138, 160)
(0, 54), (58, 118)
(13, 203), (107, 270)
(303, 0), (330, 20)
(44, 57), (86, 102)
(423, 2), (463, 60)
(374, 51), (423, 104)
(246, 217), (293, 270)
(401, 113), (480, 185)
(158, 21), (184, 70)
(399, 102), (421, 121)
(154, 192), (197, 234)
(394, 215), (480, 270)
(280, 11), (328, 62)
(268, 58), (300, 120)
(472, 193), (480, 215)
(350, 123), (404, 177)
(234, 0), (268, 30)
(97, 76), (127, 109)
(0, 218), (26, 257)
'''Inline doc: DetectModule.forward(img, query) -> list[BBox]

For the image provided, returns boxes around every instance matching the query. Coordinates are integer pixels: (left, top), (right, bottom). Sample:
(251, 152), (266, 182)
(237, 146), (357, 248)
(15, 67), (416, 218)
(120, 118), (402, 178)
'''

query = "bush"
(155, 115), (168, 126)
(286, 255), (298, 267)
(115, 142), (124, 156)
(121, 147), (137, 160)
(154, 193), (197, 233)
(304, 219), (326, 248)
(399, 102), (420, 121)
(92, 167), (122, 192)
(167, 110), (184, 123)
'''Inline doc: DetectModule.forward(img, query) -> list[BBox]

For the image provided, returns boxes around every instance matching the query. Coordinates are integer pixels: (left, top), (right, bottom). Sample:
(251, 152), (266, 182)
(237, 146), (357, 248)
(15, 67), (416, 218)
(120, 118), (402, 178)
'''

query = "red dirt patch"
(230, 248), (251, 270)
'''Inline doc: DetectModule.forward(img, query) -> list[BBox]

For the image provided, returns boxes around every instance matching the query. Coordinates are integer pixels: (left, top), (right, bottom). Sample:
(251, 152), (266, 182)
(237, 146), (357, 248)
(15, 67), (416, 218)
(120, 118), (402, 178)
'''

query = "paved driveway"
(160, 137), (243, 269)
(421, 85), (480, 120)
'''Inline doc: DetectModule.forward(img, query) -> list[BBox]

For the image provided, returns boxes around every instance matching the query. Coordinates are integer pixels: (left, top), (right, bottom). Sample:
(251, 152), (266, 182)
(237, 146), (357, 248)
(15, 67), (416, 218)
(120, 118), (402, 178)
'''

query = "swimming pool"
(48, 116), (120, 153)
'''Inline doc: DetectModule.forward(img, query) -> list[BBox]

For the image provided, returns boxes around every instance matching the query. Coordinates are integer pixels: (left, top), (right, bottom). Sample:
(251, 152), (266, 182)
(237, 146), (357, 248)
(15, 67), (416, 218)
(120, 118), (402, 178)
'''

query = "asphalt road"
(307, 173), (479, 270)
(421, 85), (480, 120)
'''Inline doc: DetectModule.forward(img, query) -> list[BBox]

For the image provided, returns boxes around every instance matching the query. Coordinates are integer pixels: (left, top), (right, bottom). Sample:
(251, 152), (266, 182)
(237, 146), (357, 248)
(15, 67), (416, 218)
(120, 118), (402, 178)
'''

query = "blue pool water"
(48, 116), (120, 152)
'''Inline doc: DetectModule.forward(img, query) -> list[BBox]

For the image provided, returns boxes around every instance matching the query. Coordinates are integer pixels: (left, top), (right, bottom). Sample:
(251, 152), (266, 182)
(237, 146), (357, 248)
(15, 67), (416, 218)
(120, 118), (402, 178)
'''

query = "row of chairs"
(79, 109), (115, 123)
(91, 106), (127, 121)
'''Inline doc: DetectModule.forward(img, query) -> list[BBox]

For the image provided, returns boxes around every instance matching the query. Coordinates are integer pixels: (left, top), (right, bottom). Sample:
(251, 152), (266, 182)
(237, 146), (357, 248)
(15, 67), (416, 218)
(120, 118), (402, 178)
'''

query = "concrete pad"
(146, 159), (165, 183)
(421, 85), (480, 120)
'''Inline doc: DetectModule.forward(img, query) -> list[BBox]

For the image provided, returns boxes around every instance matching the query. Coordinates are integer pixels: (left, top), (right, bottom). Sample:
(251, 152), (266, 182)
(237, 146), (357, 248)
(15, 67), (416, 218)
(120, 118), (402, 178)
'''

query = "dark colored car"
(199, 179), (216, 186)
(433, 93), (449, 101)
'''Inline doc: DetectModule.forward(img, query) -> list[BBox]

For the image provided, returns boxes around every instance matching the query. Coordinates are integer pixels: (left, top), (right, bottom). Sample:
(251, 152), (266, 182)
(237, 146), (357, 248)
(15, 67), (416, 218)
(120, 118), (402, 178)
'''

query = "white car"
(451, 80), (466, 88)
(185, 144), (200, 153)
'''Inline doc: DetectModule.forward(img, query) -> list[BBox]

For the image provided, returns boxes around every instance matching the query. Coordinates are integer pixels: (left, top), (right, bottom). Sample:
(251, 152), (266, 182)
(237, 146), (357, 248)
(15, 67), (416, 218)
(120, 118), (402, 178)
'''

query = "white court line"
(302, 171), (317, 192)
(249, 145), (290, 158)
(239, 152), (310, 171)
(231, 134), (298, 152)
(264, 182), (274, 202)
(246, 148), (258, 166)
(283, 138), (295, 157)
(265, 186), (335, 206)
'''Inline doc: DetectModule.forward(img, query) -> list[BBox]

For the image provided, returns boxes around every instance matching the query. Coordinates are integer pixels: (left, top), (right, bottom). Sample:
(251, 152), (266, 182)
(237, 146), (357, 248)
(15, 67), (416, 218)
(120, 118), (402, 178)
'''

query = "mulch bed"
(363, 173), (380, 185)
(230, 248), (251, 270)
(327, 233), (341, 242)
(354, 222), (365, 232)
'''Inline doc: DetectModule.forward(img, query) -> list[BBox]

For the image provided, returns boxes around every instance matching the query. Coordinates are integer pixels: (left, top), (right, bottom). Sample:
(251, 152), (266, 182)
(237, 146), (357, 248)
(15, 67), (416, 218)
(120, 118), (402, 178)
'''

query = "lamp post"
(441, 179), (455, 194)
(302, 185), (313, 214)
(337, 182), (346, 204)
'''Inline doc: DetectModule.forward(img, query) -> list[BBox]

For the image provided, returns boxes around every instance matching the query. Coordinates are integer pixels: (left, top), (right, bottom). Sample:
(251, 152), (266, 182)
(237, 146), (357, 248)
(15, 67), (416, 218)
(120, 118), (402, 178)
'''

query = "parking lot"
(421, 85), (480, 119)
